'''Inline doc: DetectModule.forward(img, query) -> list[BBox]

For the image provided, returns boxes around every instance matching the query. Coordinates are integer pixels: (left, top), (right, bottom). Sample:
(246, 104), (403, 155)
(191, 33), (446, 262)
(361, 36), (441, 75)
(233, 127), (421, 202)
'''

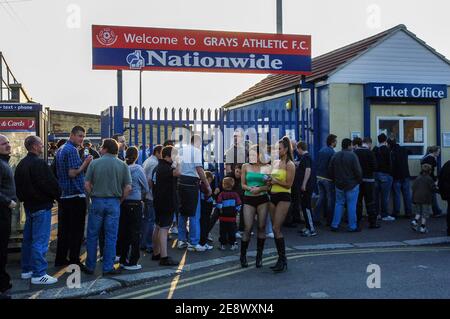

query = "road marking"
(111, 246), (450, 299)
(111, 263), (247, 299)
(172, 239), (178, 249)
(167, 250), (187, 299)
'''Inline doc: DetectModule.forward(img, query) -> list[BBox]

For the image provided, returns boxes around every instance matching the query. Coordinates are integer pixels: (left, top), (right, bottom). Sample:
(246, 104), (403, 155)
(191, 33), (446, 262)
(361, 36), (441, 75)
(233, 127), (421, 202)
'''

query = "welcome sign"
(92, 25), (311, 75)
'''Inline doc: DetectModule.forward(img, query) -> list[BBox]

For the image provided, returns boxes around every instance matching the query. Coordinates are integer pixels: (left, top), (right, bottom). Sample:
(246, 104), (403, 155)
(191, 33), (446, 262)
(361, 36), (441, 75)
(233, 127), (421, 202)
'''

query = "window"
(377, 117), (427, 157)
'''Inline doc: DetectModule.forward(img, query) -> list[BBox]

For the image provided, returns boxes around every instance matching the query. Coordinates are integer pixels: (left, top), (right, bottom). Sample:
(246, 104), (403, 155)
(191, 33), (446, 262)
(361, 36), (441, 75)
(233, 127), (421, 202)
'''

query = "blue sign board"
(0, 103), (43, 112)
(365, 83), (447, 99)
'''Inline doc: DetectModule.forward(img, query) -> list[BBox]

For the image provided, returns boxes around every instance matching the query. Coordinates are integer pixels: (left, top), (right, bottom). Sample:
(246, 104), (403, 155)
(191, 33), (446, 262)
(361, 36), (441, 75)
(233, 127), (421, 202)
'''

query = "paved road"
(91, 245), (450, 299)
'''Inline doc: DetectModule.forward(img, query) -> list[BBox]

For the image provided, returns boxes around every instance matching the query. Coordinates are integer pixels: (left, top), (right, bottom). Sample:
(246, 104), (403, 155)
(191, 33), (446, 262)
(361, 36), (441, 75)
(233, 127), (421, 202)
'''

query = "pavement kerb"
(11, 236), (450, 299)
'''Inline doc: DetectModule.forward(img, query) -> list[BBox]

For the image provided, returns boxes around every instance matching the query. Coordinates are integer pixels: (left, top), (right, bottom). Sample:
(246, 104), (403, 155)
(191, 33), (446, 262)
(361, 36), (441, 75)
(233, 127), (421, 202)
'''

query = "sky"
(0, 0), (449, 115)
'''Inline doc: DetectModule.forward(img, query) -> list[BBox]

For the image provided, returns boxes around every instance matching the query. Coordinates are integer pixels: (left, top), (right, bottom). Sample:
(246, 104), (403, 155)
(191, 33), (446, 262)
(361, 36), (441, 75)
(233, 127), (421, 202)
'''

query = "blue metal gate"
(101, 105), (301, 176)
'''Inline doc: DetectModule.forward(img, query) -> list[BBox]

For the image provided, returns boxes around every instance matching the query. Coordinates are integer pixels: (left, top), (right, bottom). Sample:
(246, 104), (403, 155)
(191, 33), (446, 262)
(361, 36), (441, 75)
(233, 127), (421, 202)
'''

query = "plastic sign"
(0, 118), (36, 132)
(0, 103), (43, 112)
(365, 83), (447, 99)
(92, 25), (311, 75)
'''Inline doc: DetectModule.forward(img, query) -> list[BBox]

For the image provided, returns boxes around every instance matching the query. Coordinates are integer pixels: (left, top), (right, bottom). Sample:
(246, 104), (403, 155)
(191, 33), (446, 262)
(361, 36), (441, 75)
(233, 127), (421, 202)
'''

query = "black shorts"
(269, 192), (291, 206)
(155, 209), (174, 228)
(243, 195), (270, 208)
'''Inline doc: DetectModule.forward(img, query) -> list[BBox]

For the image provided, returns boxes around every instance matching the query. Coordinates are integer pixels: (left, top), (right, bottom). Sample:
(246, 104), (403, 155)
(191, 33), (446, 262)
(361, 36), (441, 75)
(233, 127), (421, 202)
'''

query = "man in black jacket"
(373, 133), (395, 221)
(388, 138), (413, 219)
(353, 137), (380, 229)
(0, 134), (17, 299)
(328, 138), (363, 232)
(15, 136), (61, 285)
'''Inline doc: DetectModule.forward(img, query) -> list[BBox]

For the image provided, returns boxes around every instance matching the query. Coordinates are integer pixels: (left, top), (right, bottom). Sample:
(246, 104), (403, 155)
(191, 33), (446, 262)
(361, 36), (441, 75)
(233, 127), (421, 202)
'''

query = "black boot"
(240, 240), (249, 268)
(256, 238), (265, 268)
(272, 237), (287, 273)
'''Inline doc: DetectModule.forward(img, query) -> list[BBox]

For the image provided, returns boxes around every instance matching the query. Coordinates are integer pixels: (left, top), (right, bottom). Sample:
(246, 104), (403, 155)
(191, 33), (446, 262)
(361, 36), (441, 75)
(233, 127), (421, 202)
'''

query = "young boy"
(411, 164), (436, 234)
(199, 171), (215, 250)
(216, 177), (242, 250)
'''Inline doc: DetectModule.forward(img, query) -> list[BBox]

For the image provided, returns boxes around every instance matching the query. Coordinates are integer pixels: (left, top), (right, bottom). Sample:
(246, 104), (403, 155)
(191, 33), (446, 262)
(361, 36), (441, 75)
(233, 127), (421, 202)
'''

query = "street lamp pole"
(139, 70), (142, 119)
(276, 0), (283, 34)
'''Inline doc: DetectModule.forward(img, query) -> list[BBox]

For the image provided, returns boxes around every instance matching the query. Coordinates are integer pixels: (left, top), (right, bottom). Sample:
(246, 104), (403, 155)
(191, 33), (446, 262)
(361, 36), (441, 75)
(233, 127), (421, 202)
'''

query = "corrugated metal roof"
(223, 24), (407, 108)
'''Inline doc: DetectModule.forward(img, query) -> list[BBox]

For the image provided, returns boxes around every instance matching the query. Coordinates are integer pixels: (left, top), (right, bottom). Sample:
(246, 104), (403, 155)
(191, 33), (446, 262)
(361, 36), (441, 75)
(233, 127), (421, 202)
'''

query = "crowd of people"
(1, 126), (450, 299)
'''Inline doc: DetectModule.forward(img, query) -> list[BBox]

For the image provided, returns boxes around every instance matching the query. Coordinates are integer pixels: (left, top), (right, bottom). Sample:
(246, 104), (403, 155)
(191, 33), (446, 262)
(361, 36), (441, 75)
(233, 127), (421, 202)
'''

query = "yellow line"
(167, 250), (188, 299)
(172, 239), (178, 249)
(111, 263), (245, 299)
(128, 246), (450, 299)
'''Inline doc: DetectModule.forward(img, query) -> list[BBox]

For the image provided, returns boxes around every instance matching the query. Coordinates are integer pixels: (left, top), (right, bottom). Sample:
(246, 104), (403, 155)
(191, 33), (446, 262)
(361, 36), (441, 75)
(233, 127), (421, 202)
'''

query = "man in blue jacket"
(313, 134), (337, 226)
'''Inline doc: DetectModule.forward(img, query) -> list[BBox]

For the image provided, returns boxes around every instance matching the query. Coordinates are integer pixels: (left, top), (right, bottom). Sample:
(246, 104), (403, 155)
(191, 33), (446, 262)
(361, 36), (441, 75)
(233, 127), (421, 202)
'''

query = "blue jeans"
(86, 198), (121, 272)
(178, 191), (200, 245)
(393, 178), (412, 216)
(21, 209), (52, 278)
(313, 179), (335, 224)
(332, 185), (359, 231)
(375, 172), (393, 217)
(140, 200), (155, 251)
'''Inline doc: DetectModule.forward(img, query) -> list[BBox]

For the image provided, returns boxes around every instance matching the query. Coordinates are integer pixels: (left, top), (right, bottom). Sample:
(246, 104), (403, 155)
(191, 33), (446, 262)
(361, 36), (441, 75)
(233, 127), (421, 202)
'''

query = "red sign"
(92, 25), (311, 75)
(0, 118), (36, 132)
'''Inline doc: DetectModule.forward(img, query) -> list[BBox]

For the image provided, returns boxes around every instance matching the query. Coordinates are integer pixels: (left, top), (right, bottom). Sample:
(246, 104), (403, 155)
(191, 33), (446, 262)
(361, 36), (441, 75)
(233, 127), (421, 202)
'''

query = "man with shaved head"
(0, 135), (17, 299)
(15, 136), (61, 285)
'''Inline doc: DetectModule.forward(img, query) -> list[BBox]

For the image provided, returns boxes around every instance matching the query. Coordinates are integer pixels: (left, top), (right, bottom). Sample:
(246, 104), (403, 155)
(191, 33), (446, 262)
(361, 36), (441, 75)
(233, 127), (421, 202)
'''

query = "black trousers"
(287, 189), (302, 224)
(357, 182), (377, 226)
(219, 221), (237, 245)
(208, 207), (219, 234)
(0, 207), (11, 293)
(55, 197), (87, 264)
(117, 200), (143, 265)
(299, 190), (315, 231)
(200, 200), (213, 246)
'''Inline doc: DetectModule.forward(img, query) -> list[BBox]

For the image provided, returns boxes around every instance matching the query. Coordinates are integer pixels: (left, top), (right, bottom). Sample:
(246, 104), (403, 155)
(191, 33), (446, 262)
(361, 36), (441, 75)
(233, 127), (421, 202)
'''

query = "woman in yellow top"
(240, 144), (271, 268)
(267, 136), (296, 273)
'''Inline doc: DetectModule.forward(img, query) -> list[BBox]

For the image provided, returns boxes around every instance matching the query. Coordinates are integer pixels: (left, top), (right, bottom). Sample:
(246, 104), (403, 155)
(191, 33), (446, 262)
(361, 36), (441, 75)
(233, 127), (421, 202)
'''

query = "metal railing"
(0, 51), (31, 102)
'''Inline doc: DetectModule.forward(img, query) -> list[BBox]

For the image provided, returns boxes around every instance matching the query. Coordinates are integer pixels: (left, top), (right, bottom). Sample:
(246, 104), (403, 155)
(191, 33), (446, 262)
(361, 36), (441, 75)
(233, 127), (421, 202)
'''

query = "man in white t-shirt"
(177, 135), (212, 252)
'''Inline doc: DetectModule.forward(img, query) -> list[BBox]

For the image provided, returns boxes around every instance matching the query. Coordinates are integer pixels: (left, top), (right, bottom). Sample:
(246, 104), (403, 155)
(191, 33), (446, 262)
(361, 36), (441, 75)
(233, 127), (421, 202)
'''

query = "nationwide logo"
(96, 28), (118, 46)
(126, 50), (145, 70)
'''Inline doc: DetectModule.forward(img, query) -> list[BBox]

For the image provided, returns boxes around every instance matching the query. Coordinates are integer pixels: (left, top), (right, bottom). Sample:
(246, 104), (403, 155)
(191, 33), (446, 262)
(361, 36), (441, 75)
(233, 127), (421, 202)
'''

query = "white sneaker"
(266, 232), (275, 238)
(418, 226), (428, 234)
(235, 232), (242, 239)
(123, 264), (142, 271)
(187, 244), (206, 252)
(230, 243), (238, 251)
(177, 240), (188, 249)
(169, 227), (178, 235)
(31, 274), (58, 285)
(382, 216), (396, 222)
(218, 244), (226, 251)
(203, 244), (214, 251)
(21, 271), (33, 280)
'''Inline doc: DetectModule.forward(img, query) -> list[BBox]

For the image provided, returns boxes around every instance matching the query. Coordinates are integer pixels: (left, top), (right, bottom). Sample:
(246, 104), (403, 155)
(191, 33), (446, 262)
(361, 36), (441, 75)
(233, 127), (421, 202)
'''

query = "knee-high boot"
(272, 237), (287, 272)
(240, 240), (249, 268)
